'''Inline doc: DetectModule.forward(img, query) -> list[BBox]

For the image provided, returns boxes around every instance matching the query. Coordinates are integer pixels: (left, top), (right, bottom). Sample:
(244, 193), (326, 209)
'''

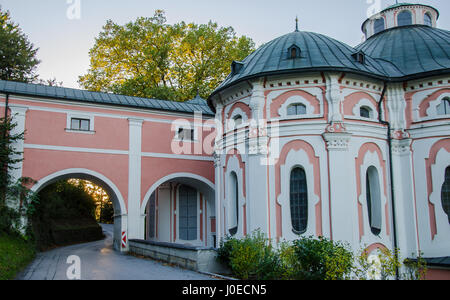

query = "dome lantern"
(362, 3), (439, 40)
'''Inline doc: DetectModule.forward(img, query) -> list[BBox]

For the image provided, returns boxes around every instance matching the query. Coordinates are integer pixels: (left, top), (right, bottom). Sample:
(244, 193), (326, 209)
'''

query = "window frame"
(287, 103), (307, 116)
(66, 113), (95, 134)
(397, 10), (413, 27)
(424, 12), (433, 27)
(366, 166), (382, 236)
(177, 185), (199, 242)
(290, 167), (308, 235)
(228, 171), (239, 236)
(374, 18), (385, 34)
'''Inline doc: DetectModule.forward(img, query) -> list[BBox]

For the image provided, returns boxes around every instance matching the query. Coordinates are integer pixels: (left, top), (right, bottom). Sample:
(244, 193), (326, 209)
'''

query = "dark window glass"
(444, 99), (450, 115)
(178, 128), (194, 141)
(287, 104), (307, 116)
(424, 13), (432, 26)
(374, 18), (385, 34)
(366, 167), (382, 235)
(70, 118), (90, 131)
(148, 193), (156, 239)
(442, 167), (450, 224)
(360, 106), (371, 118)
(290, 167), (308, 234)
(179, 185), (197, 241)
(229, 172), (239, 235)
(398, 11), (412, 27)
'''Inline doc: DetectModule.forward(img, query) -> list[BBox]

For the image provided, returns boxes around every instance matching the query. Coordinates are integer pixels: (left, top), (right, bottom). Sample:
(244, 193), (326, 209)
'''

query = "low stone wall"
(129, 239), (230, 275)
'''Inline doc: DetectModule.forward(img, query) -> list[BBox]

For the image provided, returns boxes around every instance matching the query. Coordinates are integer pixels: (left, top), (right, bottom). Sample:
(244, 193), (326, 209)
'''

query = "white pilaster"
(127, 118), (143, 240)
(323, 132), (359, 250)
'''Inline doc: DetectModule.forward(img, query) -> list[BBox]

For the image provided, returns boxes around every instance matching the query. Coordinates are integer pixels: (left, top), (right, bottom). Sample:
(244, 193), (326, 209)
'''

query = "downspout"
(378, 82), (399, 280)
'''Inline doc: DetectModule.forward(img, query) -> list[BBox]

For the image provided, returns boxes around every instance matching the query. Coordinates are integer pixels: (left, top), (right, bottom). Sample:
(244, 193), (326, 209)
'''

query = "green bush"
(218, 230), (282, 280)
(291, 236), (354, 280)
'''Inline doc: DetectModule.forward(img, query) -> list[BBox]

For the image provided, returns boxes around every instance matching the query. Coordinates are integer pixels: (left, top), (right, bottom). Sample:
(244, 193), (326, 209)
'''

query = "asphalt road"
(17, 224), (213, 280)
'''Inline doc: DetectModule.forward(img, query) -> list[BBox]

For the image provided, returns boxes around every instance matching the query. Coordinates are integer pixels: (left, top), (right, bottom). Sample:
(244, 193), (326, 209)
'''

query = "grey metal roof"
(209, 25), (450, 104)
(0, 80), (214, 116)
(356, 25), (450, 79)
(210, 30), (403, 99)
(408, 256), (450, 268)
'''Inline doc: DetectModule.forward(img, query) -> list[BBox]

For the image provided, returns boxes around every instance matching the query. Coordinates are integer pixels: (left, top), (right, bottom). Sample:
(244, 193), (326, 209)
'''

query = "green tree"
(0, 6), (40, 82)
(0, 116), (38, 235)
(79, 10), (255, 101)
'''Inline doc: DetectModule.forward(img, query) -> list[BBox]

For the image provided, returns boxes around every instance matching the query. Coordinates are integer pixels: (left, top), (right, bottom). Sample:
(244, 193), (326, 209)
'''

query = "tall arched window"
(374, 18), (385, 34)
(290, 167), (308, 234)
(442, 167), (450, 224)
(424, 13), (433, 26)
(147, 193), (156, 239)
(437, 98), (450, 115)
(398, 11), (413, 27)
(179, 185), (198, 241)
(229, 172), (239, 235)
(287, 103), (307, 116)
(366, 167), (382, 235)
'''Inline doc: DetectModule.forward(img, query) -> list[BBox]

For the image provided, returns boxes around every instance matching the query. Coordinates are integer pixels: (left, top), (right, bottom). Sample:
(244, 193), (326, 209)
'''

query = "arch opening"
(31, 169), (126, 251)
(142, 173), (216, 248)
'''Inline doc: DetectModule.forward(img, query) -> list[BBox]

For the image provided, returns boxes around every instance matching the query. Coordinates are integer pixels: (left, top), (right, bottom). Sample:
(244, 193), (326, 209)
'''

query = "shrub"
(218, 230), (282, 280)
(291, 236), (354, 280)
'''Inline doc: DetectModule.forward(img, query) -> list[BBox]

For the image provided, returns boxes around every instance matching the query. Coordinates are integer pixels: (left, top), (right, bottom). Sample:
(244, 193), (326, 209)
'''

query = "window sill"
(65, 128), (96, 135)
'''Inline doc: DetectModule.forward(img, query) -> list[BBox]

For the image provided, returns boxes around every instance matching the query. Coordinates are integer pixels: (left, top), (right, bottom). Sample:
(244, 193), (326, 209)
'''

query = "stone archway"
(31, 168), (128, 251)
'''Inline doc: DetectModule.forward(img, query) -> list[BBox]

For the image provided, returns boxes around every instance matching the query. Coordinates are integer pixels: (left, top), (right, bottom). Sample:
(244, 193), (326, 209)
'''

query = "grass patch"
(0, 232), (36, 280)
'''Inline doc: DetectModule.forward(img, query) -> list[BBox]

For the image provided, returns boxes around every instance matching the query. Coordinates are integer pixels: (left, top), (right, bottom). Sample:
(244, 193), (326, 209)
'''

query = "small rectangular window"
(177, 127), (195, 141)
(70, 118), (91, 131)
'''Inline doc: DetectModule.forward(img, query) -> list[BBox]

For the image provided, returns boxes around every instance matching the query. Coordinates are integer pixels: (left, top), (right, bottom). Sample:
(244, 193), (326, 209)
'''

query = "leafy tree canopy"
(0, 6), (40, 83)
(79, 10), (255, 101)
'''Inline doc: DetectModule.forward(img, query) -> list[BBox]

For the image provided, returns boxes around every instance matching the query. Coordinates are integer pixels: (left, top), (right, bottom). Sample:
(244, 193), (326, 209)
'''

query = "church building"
(0, 3), (449, 279)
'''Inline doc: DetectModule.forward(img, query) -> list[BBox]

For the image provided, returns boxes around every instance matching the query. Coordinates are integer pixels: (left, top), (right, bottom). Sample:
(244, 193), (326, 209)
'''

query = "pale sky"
(0, 0), (448, 89)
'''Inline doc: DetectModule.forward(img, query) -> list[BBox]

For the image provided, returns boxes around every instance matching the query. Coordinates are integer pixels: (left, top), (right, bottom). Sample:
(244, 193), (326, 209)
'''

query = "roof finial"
(295, 16), (299, 32)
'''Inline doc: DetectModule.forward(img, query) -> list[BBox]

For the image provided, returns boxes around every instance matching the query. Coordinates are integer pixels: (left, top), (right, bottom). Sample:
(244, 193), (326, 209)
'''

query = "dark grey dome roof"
(356, 25), (450, 78)
(210, 30), (400, 98)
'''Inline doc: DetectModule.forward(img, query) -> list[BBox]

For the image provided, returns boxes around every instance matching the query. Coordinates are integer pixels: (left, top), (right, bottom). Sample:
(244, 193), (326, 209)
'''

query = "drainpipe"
(378, 82), (399, 280)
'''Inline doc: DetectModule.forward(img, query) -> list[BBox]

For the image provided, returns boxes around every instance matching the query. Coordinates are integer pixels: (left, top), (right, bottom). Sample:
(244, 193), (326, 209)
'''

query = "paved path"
(17, 224), (213, 280)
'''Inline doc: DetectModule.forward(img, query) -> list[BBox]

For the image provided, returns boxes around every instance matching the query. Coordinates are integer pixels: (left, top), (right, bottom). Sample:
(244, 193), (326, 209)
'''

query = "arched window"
(290, 167), (308, 234)
(229, 172), (239, 235)
(233, 115), (243, 127)
(424, 13), (432, 26)
(360, 106), (372, 119)
(442, 167), (450, 224)
(437, 98), (450, 115)
(374, 18), (385, 34)
(398, 11), (413, 27)
(287, 103), (307, 116)
(366, 167), (382, 235)
(179, 185), (197, 241)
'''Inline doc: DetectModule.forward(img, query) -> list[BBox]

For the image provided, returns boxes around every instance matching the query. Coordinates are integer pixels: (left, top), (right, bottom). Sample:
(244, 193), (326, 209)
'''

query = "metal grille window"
(71, 118), (90, 131)
(398, 11), (413, 27)
(287, 103), (307, 116)
(366, 166), (382, 235)
(290, 167), (308, 234)
(179, 185), (197, 241)
(374, 18), (385, 34)
(442, 167), (450, 224)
